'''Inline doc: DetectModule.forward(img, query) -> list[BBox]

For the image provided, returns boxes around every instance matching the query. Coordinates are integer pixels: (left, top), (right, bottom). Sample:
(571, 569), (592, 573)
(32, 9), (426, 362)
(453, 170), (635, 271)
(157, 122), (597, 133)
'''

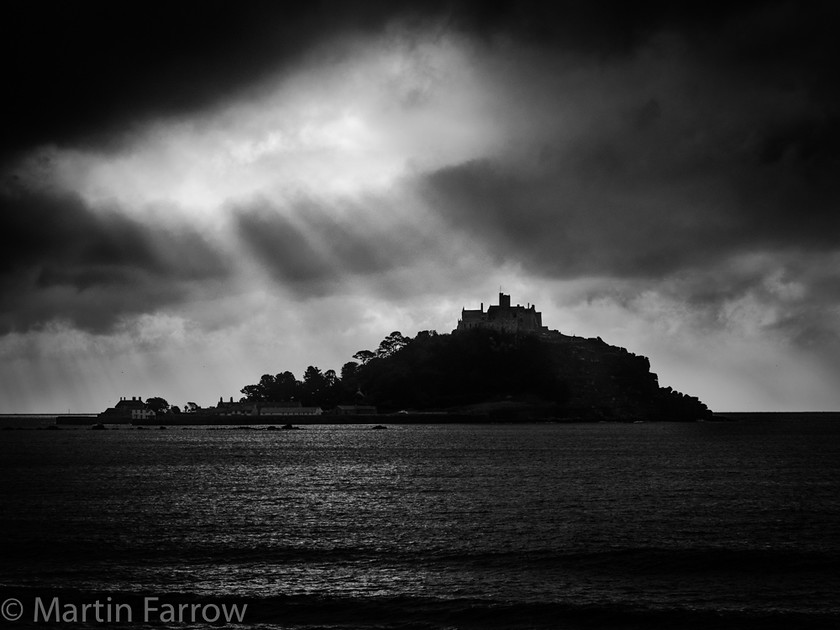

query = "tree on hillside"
(241, 374), (275, 401)
(303, 365), (324, 387)
(145, 397), (170, 414)
(340, 361), (361, 401)
(341, 361), (359, 382)
(274, 371), (298, 400)
(352, 331), (412, 367)
(301, 365), (325, 405)
(241, 371), (299, 402)
(376, 331), (410, 359)
(352, 349), (376, 365)
(321, 369), (342, 408)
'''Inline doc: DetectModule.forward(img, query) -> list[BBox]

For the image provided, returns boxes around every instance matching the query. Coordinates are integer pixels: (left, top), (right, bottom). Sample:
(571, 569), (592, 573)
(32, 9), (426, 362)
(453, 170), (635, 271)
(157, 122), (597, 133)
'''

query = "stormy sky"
(2, 0), (838, 413)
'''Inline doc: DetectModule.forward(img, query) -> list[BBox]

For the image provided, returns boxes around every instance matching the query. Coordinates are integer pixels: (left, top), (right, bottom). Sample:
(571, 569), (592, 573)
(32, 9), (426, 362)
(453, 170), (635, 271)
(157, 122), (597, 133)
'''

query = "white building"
(260, 406), (322, 416)
(131, 408), (156, 420)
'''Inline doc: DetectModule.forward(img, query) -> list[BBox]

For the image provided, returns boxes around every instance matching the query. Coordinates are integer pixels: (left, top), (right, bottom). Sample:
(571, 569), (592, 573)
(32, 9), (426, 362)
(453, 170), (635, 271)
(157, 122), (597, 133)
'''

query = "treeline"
(352, 329), (565, 410)
(239, 367), (346, 408)
(238, 328), (712, 420)
(238, 331), (412, 408)
(238, 329), (566, 411)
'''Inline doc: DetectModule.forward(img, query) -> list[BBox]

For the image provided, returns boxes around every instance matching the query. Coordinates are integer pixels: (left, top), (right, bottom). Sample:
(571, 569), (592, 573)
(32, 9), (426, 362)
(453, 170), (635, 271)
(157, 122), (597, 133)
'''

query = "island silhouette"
(82, 293), (711, 426)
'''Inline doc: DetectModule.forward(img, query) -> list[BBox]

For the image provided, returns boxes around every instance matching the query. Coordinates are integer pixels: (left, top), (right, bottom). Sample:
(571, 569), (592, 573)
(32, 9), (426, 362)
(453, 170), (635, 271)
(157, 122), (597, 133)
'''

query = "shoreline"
(2, 411), (839, 430)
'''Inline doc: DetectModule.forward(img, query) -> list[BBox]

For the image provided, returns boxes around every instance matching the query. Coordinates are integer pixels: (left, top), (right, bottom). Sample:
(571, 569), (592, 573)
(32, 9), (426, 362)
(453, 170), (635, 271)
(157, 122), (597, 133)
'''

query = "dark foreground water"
(1, 418), (839, 629)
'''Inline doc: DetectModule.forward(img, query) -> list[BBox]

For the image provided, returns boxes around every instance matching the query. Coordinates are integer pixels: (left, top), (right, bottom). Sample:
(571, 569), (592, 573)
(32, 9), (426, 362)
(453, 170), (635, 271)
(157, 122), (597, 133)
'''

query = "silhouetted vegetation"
(239, 367), (352, 408)
(354, 329), (564, 410)
(145, 397), (170, 413)
(238, 328), (712, 421)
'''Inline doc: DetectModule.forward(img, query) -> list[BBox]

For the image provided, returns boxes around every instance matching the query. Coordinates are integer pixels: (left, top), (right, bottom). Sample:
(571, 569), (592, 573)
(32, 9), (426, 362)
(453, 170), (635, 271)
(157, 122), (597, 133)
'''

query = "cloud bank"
(1, 1), (838, 412)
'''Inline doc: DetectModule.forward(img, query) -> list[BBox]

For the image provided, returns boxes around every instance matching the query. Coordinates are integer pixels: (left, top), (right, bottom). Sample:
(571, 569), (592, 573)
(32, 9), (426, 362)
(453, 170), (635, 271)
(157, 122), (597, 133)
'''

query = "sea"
(1, 416), (839, 629)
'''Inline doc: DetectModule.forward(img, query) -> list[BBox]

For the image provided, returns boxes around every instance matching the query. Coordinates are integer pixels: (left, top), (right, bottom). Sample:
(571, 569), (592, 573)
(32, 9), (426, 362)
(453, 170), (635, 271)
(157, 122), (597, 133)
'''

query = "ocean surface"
(1, 418), (839, 629)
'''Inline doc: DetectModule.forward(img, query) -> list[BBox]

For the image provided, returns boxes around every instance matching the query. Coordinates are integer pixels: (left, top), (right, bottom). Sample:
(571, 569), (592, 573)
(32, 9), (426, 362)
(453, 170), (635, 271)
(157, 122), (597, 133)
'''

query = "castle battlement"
(457, 293), (549, 334)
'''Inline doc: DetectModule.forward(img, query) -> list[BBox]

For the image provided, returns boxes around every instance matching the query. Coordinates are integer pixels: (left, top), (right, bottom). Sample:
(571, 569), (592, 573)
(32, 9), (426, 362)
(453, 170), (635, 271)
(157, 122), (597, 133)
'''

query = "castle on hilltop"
(457, 292), (550, 334)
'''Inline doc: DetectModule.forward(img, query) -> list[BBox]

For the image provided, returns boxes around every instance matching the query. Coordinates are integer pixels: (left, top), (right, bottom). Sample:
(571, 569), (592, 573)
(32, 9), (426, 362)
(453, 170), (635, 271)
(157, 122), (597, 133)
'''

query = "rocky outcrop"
(355, 329), (711, 421)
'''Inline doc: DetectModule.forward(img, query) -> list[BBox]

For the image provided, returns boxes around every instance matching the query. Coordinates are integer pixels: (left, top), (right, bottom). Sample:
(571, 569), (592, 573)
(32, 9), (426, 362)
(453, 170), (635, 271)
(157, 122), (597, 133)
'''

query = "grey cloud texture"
(420, 12), (838, 265)
(8, 1), (834, 162)
(1, 0), (418, 163)
(2, 1), (839, 412)
(234, 197), (450, 299)
(412, 9), (840, 360)
(0, 188), (231, 334)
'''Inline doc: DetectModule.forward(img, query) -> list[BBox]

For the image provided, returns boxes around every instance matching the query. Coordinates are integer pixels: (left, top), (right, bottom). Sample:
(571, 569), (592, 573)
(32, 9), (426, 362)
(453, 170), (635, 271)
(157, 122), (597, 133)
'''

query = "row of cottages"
(334, 405), (378, 415)
(210, 398), (323, 416)
(99, 396), (156, 421)
(211, 398), (376, 416)
(457, 292), (550, 334)
(100, 397), (377, 420)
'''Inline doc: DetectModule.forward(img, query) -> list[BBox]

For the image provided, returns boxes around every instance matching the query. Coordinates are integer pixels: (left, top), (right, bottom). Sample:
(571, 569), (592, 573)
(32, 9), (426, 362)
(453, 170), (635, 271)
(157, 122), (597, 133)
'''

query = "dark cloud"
(424, 126), (840, 277)
(0, 188), (231, 334)
(1, 0), (409, 163)
(423, 1), (838, 284)
(5, 0), (833, 290)
(0, 0), (515, 163)
(422, 158), (724, 278)
(419, 0), (840, 280)
(422, 141), (840, 347)
(418, 0), (840, 358)
(6, 1), (835, 165)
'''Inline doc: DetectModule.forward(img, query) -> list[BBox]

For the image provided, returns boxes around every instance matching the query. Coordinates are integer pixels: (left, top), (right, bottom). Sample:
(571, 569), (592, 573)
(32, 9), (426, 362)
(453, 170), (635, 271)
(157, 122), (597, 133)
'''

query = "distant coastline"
(3, 411), (840, 430)
(713, 411), (840, 421)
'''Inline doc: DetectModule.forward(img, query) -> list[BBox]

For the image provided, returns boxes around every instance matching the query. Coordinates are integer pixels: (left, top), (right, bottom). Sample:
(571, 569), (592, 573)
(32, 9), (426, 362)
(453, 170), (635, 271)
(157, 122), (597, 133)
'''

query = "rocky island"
(348, 295), (710, 422)
(77, 292), (711, 425)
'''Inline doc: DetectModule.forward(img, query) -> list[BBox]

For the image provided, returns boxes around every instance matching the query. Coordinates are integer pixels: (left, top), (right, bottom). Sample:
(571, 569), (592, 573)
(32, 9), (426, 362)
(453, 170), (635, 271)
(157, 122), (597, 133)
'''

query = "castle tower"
(457, 292), (549, 334)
